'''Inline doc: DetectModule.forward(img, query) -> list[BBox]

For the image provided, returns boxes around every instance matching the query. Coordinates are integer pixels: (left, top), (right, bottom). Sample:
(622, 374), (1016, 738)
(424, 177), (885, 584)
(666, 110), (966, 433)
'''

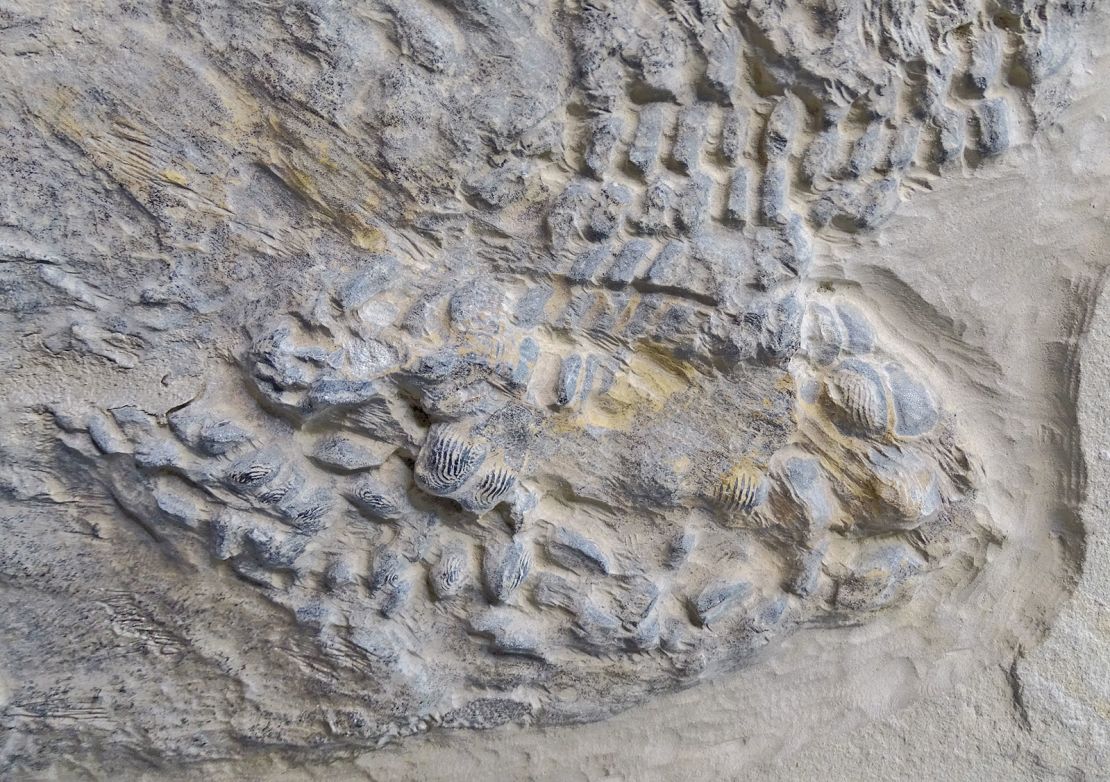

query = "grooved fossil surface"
(0, 0), (1106, 777)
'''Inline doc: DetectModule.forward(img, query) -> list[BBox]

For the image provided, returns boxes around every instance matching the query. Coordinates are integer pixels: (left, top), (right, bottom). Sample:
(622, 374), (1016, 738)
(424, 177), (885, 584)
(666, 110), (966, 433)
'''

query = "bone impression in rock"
(1, 0), (1093, 757)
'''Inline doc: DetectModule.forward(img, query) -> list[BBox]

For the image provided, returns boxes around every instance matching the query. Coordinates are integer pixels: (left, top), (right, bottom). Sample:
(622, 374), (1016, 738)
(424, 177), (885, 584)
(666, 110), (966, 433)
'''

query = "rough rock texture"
(0, 0), (1107, 778)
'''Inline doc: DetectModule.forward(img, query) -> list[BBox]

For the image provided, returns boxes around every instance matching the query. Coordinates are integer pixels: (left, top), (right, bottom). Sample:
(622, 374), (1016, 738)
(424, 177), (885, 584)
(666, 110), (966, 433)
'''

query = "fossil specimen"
(0, 0), (1096, 767)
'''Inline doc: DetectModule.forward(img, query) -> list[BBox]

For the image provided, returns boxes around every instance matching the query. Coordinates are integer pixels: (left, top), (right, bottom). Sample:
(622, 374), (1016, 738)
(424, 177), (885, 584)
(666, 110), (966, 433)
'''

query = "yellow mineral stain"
(720, 457), (764, 484)
(559, 346), (700, 432)
(315, 140), (339, 171)
(161, 169), (189, 186)
(281, 164), (323, 204)
(347, 221), (386, 252)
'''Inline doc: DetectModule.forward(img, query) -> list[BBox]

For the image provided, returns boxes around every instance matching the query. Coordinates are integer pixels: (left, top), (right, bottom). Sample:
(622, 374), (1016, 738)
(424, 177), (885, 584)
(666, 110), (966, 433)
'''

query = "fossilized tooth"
(448, 279), (505, 334)
(506, 485), (539, 532)
(554, 354), (583, 408)
(429, 545), (469, 600)
(440, 698), (534, 731)
(547, 180), (592, 248)
(571, 601), (623, 652)
(531, 572), (582, 613)
(975, 97), (1012, 157)
(346, 337), (406, 380)
(645, 240), (686, 286)
(567, 243), (612, 283)
(194, 419), (251, 455)
(624, 294), (664, 339)
(333, 255), (399, 311)
(884, 364), (939, 437)
(304, 377), (383, 413)
(341, 394), (423, 450)
(244, 524), (307, 569)
(82, 411), (130, 455)
(688, 580), (753, 627)
(468, 608), (548, 661)
(935, 106), (967, 165)
(835, 543), (925, 611)
(763, 95), (801, 161)
(152, 486), (202, 529)
(602, 238), (651, 284)
(256, 473), (305, 506)
(414, 424), (488, 496)
(586, 182), (631, 241)
(719, 106), (750, 164)
(512, 337), (540, 387)
(464, 159), (530, 209)
(654, 304), (696, 343)
(802, 303), (846, 366)
(346, 475), (407, 521)
(324, 555), (360, 592)
(887, 122), (922, 171)
(169, 409), (251, 456)
(676, 174), (712, 233)
(232, 558), (287, 591)
(703, 28), (740, 97)
(835, 304), (875, 354)
(784, 542), (829, 598)
(461, 463), (518, 513)
(245, 325), (309, 394)
(863, 449), (943, 530)
(381, 579), (412, 618)
(348, 626), (401, 667)
(483, 539), (532, 604)
(666, 528), (697, 569)
(759, 293), (802, 361)
(767, 454), (837, 535)
(611, 575), (661, 629)
(856, 177), (901, 229)
(514, 284), (553, 327)
(711, 461), (769, 515)
(210, 511), (246, 561)
(130, 435), (182, 471)
(223, 452), (281, 492)
(784, 213), (814, 274)
(968, 27), (1004, 94)
(545, 527), (611, 575)
(293, 599), (334, 631)
(846, 121), (883, 179)
(672, 105), (708, 173)
(759, 160), (790, 224)
(734, 591), (790, 638)
(278, 486), (334, 533)
(575, 13), (623, 110)
(369, 548), (405, 595)
(725, 167), (749, 225)
(821, 360), (892, 437)
(583, 114), (623, 179)
(801, 108), (845, 184)
(636, 178), (675, 234)
(556, 289), (598, 331)
(628, 103), (667, 176)
(310, 435), (392, 473)
(631, 24), (689, 100)
(628, 609), (662, 651)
